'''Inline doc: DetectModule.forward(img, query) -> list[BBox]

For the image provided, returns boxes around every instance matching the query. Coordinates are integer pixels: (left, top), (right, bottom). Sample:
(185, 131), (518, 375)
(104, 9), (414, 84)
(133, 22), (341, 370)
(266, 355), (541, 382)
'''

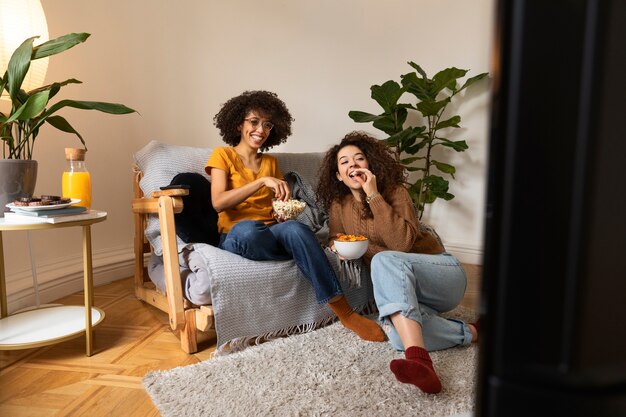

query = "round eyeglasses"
(243, 117), (274, 132)
(244, 118), (274, 131)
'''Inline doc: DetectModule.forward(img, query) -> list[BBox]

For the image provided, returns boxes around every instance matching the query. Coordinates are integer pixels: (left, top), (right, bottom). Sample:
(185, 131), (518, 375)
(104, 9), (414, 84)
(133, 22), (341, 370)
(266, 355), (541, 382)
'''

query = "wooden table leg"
(0, 231), (7, 318)
(82, 225), (94, 356)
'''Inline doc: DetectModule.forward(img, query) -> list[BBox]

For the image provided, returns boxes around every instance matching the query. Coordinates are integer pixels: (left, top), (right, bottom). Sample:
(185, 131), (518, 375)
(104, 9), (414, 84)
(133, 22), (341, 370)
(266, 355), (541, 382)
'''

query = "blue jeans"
(219, 220), (343, 304)
(370, 251), (473, 352)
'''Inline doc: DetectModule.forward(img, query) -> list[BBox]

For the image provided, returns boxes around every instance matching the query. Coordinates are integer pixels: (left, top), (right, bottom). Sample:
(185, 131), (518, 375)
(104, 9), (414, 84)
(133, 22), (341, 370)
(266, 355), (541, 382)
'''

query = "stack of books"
(3, 206), (102, 224)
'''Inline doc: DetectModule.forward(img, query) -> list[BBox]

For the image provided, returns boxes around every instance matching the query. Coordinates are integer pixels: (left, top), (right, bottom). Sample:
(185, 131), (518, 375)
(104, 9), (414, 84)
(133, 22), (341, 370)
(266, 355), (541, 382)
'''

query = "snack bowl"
(272, 199), (306, 220)
(333, 235), (369, 260)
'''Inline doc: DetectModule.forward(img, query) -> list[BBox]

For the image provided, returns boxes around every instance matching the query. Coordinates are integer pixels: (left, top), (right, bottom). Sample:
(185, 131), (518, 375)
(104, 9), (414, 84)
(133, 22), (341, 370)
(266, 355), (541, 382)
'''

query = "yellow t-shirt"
(205, 147), (282, 233)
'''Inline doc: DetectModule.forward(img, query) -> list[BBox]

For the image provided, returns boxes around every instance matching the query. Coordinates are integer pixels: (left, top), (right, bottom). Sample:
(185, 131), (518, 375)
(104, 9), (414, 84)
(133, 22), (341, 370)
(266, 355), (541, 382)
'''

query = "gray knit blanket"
(188, 243), (374, 354)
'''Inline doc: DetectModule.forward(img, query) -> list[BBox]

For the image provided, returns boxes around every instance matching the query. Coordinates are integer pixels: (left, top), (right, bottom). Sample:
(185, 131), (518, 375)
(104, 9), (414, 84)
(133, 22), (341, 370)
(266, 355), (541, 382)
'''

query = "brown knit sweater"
(328, 185), (444, 263)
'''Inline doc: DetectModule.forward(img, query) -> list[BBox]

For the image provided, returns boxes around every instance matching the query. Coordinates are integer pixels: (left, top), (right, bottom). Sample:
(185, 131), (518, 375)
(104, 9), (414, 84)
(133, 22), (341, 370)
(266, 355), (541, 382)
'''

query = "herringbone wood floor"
(0, 265), (481, 416)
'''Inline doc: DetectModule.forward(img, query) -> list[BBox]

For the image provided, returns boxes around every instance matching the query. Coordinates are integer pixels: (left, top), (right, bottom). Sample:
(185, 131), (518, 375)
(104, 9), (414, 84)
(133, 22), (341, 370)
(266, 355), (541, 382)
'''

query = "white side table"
(0, 211), (107, 356)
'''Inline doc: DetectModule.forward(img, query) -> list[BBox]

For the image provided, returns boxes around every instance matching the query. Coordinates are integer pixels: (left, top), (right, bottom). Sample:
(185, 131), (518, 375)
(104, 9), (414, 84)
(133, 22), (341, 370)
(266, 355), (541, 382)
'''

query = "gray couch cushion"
(274, 152), (324, 189)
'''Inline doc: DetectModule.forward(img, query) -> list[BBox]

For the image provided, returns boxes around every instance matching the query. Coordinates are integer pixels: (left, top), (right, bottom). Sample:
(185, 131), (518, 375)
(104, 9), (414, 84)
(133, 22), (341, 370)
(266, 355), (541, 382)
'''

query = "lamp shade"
(0, 0), (49, 98)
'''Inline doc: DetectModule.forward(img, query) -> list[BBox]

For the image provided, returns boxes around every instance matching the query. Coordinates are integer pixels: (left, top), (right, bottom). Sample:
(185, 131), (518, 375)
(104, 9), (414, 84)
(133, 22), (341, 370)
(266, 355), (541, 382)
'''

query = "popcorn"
(272, 199), (306, 220)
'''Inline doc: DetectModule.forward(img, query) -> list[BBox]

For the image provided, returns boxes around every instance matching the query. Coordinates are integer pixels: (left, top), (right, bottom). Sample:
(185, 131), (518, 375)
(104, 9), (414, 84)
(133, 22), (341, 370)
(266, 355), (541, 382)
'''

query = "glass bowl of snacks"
(333, 234), (369, 260)
(272, 199), (306, 220)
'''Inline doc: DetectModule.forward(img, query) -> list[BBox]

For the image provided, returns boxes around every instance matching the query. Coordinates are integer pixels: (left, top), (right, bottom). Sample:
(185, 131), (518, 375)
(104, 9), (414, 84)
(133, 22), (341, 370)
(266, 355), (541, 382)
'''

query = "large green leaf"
(423, 175), (450, 192)
(370, 80), (404, 113)
(432, 67), (467, 94)
(32, 33), (90, 60)
(431, 191), (454, 201)
(401, 156), (426, 165)
(416, 98), (450, 117)
(16, 79), (81, 106)
(28, 79), (82, 100)
(404, 139), (429, 155)
(444, 192), (455, 200)
(7, 37), (35, 100)
(435, 115), (461, 130)
(44, 100), (137, 117)
(386, 128), (413, 147)
(0, 77), (7, 97)
(424, 189), (438, 204)
(372, 111), (404, 136)
(407, 61), (428, 79)
(46, 115), (86, 146)
(401, 72), (433, 101)
(409, 179), (423, 194)
(459, 72), (489, 92)
(348, 110), (381, 123)
(388, 127), (421, 152)
(432, 160), (457, 176)
(373, 118), (398, 136)
(392, 126), (427, 154)
(6, 90), (50, 122)
(436, 138), (469, 152)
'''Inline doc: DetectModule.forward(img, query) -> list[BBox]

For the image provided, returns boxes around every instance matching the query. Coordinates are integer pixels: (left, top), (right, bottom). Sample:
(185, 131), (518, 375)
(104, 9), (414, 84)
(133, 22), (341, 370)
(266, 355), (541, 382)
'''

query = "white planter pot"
(0, 159), (38, 217)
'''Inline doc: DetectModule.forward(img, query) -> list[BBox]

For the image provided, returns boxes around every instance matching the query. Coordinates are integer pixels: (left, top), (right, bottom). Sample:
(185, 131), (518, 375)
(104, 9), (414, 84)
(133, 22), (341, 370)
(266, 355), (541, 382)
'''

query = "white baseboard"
(4, 246), (135, 315)
(442, 240), (484, 266)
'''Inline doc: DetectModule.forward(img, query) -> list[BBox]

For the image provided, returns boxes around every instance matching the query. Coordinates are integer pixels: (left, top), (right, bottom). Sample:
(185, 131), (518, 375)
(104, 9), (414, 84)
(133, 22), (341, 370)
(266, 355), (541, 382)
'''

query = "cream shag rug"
(143, 307), (478, 417)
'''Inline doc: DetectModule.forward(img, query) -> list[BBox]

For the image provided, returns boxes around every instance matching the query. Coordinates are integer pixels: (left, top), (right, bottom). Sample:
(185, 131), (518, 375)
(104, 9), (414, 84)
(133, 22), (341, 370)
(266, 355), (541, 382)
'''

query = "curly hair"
(213, 90), (294, 151)
(316, 131), (407, 218)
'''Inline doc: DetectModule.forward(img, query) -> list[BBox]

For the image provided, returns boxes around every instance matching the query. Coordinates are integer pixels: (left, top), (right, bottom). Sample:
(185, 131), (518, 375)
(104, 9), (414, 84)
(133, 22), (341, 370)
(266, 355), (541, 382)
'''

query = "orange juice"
(62, 171), (91, 208)
(63, 148), (92, 209)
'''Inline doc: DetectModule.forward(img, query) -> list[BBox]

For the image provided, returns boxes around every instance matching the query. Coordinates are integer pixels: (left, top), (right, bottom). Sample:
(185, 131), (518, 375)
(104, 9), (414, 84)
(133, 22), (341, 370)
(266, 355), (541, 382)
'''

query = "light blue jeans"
(370, 251), (473, 352)
(219, 220), (343, 304)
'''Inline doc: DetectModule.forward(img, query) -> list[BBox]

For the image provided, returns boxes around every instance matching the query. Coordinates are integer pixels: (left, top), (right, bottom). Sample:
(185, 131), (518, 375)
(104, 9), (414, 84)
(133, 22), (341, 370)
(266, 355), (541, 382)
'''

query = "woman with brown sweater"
(316, 131), (478, 394)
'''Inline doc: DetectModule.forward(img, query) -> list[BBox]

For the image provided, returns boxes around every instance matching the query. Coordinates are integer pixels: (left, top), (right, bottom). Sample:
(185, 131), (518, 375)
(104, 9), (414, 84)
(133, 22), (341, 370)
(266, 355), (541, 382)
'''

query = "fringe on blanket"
(212, 298), (379, 357)
(325, 246), (363, 288)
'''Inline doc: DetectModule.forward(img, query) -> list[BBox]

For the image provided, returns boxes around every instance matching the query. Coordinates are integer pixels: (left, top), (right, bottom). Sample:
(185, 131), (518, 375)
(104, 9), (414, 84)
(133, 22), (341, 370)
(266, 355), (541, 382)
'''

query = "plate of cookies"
(6, 196), (81, 211)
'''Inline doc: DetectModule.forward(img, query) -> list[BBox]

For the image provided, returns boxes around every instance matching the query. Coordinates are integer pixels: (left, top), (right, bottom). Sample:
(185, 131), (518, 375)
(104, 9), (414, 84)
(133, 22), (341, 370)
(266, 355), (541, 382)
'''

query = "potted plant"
(0, 32), (136, 214)
(349, 61), (488, 219)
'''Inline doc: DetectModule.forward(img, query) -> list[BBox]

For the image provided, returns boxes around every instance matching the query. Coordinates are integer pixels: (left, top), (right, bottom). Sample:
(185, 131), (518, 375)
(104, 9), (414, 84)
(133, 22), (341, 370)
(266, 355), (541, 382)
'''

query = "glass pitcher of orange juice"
(62, 148), (91, 209)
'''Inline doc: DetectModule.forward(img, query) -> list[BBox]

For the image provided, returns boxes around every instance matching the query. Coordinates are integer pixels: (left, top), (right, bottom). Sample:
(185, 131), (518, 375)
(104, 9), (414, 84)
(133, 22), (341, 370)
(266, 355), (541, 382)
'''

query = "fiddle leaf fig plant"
(1, 33), (137, 159)
(349, 61), (488, 219)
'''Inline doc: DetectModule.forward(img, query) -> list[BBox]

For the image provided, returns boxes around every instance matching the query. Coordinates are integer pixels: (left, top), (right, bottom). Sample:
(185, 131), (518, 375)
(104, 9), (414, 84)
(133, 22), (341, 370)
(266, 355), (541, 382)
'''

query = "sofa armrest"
(132, 194), (186, 331)
(156, 196), (186, 331)
(131, 196), (185, 214)
(150, 188), (189, 198)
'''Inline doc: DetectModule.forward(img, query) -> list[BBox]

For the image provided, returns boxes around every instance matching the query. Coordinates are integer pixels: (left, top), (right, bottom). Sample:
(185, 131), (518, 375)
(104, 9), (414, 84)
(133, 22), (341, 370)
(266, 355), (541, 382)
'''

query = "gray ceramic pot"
(0, 159), (38, 218)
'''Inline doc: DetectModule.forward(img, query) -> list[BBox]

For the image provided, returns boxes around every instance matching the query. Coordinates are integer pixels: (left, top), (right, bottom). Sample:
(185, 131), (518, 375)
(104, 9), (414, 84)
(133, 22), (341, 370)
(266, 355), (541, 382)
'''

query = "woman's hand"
(330, 233), (346, 260)
(351, 168), (378, 197)
(262, 177), (291, 201)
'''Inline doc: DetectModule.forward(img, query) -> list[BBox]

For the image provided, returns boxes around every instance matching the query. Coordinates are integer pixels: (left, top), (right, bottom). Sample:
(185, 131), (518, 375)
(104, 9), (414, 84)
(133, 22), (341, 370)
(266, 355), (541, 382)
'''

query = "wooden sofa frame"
(132, 170), (214, 353)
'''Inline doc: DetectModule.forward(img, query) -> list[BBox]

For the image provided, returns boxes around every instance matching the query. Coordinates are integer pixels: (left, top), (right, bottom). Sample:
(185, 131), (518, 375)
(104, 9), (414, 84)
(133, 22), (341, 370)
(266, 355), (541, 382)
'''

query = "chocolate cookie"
(41, 195), (62, 201)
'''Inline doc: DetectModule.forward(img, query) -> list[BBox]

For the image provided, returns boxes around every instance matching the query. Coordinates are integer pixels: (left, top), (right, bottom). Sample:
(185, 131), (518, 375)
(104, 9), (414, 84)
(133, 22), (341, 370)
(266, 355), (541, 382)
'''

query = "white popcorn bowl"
(333, 239), (369, 260)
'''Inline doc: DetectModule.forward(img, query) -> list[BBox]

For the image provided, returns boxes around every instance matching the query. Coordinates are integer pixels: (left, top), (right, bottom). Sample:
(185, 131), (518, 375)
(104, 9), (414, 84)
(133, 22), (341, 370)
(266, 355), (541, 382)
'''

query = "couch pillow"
(134, 140), (213, 255)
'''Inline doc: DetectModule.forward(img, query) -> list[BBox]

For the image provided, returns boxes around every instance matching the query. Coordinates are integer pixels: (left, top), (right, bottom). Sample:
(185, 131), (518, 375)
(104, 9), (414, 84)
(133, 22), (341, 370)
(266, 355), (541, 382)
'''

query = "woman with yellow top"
(205, 90), (384, 342)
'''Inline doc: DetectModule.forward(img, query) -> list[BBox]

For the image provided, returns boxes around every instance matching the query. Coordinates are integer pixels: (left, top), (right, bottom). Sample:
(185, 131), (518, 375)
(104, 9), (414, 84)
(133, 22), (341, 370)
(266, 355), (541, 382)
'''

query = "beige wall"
(2, 0), (494, 312)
